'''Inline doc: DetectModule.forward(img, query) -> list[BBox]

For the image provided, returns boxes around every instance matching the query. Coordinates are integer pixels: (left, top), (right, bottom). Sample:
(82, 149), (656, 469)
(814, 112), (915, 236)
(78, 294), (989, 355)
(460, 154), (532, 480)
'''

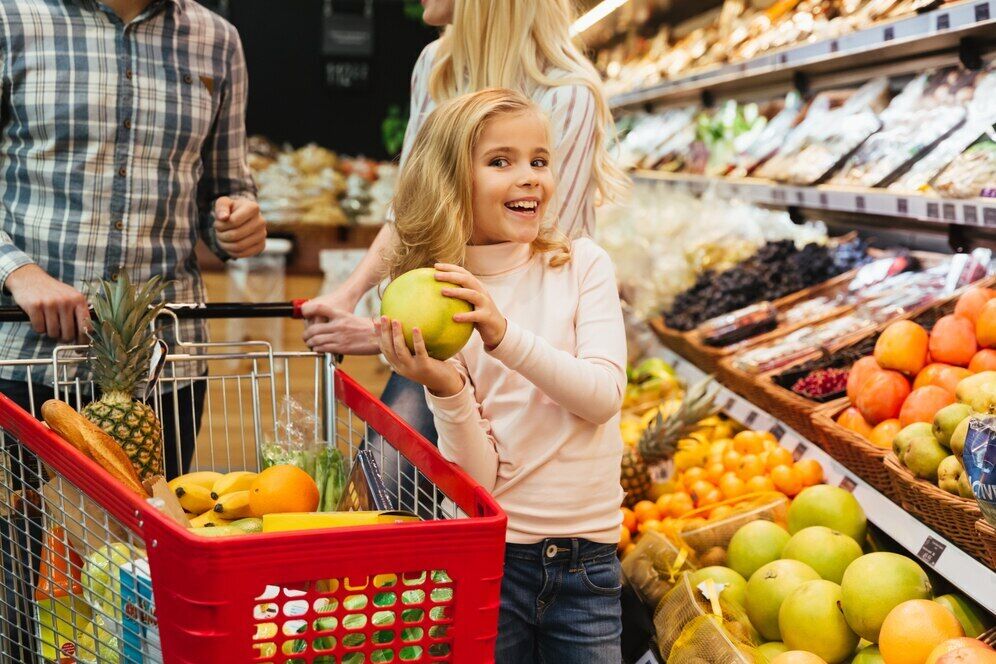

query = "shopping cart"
(0, 303), (506, 663)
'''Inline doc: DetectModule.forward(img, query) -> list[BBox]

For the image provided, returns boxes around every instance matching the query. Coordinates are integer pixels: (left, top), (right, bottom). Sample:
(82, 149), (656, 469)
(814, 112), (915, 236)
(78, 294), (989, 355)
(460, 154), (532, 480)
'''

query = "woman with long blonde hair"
(303, 0), (628, 441)
(379, 87), (626, 662)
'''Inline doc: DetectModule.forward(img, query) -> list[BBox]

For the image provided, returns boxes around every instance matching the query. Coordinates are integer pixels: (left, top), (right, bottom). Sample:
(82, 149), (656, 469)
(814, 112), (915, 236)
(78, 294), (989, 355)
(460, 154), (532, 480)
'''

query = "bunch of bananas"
(167, 471), (262, 533)
(623, 357), (682, 415)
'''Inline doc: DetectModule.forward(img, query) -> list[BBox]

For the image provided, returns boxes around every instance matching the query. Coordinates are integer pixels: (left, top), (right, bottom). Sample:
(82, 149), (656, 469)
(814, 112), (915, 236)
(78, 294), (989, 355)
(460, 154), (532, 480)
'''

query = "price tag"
(855, 195), (866, 211)
(792, 441), (808, 461)
(917, 536), (947, 566)
(943, 203), (957, 222)
(927, 202), (940, 219)
(883, 26), (895, 41)
(838, 476), (857, 493)
(744, 411), (759, 427)
(964, 205), (979, 225)
(937, 12), (950, 30)
(984, 207), (996, 226)
(724, 396), (736, 411)
(779, 53), (788, 65)
(795, 190), (805, 204)
(769, 423), (786, 440)
(830, 40), (840, 52)
(897, 198), (909, 215)
(819, 193), (829, 207)
(976, 2), (991, 21)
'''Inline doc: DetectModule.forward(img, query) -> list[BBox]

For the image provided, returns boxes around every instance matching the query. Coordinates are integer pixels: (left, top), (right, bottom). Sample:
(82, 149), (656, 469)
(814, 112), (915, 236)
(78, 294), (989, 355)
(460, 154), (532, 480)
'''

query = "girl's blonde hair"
(429, 0), (629, 205)
(388, 88), (570, 279)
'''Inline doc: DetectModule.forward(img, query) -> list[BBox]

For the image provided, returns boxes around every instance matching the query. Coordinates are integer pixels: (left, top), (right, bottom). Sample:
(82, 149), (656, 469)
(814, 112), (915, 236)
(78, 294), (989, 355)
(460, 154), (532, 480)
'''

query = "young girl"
(376, 88), (626, 663)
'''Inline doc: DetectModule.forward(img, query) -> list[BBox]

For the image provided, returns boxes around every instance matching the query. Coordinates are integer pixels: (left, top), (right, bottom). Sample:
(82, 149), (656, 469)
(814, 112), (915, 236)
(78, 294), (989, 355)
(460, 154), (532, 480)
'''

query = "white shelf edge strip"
(609, 0), (996, 108)
(633, 170), (996, 228)
(649, 344), (996, 614)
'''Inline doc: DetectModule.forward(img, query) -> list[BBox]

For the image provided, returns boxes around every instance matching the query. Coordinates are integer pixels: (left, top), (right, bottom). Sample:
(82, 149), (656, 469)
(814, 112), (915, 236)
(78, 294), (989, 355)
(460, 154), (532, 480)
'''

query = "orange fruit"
(746, 475), (776, 493)
(623, 543), (636, 558)
(699, 488), (723, 509)
(738, 454), (765, 481)
(683, 467), (706, 485)
(766, 447), (794, 470)
(709, 505), (734, 522)
(733, 430), (766, 454)
(655, 494), (672, 515)
(718, 472), (747, 500)
(668, 492), (694, 518)
(899, 385), (956, 428)
(638, 519), (660, 534)
(929, 315), (978, 367)
(632, 500), (660, 524)
(837, 406), (876, 438)
(770, 464), (803, 497)
(249, 464), (320, 516)
(618, 525), (631, 552)
(723, 449), (743, 472)
(955, 286), (995, 325)
(925, 638), (994, 664)
(855, 370), (911, 424)
(868, 418), (902, 449)
(689, 480), (717, 505)
(621, 507), (637, 533)
(875, 320), (929, 375)
(847, 356), (883, 402)
(794, 459), (824, 487)
(705, 462), (726, 484)
(879, 600), (965, 664)
(970, 348), (996, 372)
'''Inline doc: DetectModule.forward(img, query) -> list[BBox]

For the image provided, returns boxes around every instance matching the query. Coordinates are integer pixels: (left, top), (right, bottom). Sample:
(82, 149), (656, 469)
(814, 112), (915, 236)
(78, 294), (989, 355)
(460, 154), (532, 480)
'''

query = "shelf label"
(830, 40), (840, 52)
(769, 423), (786, 440)
(965, 205), (979, 225)
(943, 203), (957, 222)
(779, 53), (788, 65)
(917, 536), (947, 566)
(744, 411), (759, 427)
(838, 476), (857, 493)
(819, 193), (829, 207)
(724, 396), (736, 411)
(927, 202), (940, 219)
(792, 442), (808, 461)
(883, 26), (895, 41)
(937, 13), (950, 30)
(897, 198), (909, 214)
(795, 190), (805, 204)
(855, 195), (866, 211)
(976, 2), (991, 21)
(984, 207), (996, 226)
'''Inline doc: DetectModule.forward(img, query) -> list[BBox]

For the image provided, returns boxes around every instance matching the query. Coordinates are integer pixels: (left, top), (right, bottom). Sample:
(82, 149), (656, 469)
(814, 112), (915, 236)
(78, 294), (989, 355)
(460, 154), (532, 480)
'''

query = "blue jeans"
(380, 372), (437, 443)
(497, 539), (623, 663)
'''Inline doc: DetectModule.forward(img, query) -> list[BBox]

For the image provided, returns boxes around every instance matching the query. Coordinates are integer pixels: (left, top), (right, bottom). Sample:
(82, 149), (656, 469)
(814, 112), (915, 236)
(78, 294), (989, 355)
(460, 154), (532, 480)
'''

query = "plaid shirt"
(0, 0), (255, 384)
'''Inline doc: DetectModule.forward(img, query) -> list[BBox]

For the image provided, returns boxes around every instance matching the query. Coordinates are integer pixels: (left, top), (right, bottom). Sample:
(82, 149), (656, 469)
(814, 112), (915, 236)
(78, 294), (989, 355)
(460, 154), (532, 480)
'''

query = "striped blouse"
(399, 40), (598, 239)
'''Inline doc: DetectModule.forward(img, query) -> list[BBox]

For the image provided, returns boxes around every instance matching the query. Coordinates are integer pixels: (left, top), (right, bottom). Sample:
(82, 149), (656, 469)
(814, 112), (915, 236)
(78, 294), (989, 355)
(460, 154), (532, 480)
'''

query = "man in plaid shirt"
(0, 0), (265, 471)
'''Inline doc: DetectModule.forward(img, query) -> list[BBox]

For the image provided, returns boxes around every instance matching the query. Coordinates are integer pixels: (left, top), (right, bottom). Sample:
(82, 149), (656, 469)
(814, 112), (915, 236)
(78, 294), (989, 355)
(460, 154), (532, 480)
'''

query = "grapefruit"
(688, 566), (747, 608)
(727, 520), (791, 580)
(879, 600), (964, 664)
(759, 642), (790, 660)
(852, 644), (886, 664)
(249, 465), (319, 516)
(779, 580), (859, 663)
(771, 652), (828, 664)
(935, 648), (996, 664)
(839, 553), (933, 642)
(787, 485), (867, 545)
(927, 639), (993, 664)
(380, 267), (474, 360)
(781, 526), (863, 584)
(745, 559), (821, 641)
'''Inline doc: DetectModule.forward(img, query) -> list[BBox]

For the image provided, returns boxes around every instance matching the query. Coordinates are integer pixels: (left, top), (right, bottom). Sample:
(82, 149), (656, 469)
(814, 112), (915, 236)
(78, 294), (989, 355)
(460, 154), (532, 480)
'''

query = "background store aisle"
(196, 272), (389, 470)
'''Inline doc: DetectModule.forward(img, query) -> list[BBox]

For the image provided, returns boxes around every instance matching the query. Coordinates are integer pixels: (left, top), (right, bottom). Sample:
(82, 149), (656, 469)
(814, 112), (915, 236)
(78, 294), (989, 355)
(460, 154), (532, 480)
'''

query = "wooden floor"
(193, 271), (390, 471)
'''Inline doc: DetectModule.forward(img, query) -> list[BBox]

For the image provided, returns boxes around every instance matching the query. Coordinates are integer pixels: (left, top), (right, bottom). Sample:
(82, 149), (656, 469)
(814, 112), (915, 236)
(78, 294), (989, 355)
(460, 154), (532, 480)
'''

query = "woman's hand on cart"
(301, 291), (380, 355)
(4, 265), (91, 343)
(376, 316), (463, 397)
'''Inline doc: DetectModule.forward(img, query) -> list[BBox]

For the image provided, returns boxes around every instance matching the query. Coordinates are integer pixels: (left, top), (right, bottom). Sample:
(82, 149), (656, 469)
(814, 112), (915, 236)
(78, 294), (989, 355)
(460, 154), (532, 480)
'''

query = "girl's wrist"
(427, 372), (464, 398)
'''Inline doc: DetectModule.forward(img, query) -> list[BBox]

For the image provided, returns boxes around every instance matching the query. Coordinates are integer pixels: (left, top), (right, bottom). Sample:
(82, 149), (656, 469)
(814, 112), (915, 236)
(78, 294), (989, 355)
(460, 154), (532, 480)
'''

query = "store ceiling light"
(570, 0), (631, 36)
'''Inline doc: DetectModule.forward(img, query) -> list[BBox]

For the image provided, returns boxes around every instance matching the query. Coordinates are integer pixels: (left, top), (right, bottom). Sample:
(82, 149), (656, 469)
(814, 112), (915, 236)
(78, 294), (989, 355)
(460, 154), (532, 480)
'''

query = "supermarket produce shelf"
(610, 0), (996, 109)
(633, 170), (996, 227)
(647, 344), (996, 615)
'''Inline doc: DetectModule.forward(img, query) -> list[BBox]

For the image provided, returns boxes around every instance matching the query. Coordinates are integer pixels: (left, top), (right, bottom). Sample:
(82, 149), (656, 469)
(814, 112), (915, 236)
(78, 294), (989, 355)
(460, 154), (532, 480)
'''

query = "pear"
(893, 422), (932, 462)
(933, 403), (972, 448)
(937, 455), (964, 494)
(904, 432), (950, 481)
(955, 371), (996, 412)
(957, 469), (975, 499)
(949, 417), (971, 459)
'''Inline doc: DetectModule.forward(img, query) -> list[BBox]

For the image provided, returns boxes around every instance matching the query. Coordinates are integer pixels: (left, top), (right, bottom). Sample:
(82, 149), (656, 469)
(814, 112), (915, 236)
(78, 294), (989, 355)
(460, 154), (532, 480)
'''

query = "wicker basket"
(649, 318), (719, 373)
(811, 399), (898, 501)
(978, 519), (996, 571)
(883, 454), (990, 567)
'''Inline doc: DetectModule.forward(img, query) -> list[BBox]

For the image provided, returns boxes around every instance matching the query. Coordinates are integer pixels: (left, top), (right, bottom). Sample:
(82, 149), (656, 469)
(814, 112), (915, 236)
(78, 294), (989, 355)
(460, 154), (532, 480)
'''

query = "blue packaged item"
(963, 416), (996, 526)
(119, 559), (162, 663)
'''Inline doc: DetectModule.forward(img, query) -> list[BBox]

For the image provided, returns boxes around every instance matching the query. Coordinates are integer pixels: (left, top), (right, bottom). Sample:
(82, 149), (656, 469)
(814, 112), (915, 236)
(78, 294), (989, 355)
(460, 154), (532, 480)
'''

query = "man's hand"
(5, 265), (91, 343)
(301, 291), (380, 355)
(214, 196), (266, 258)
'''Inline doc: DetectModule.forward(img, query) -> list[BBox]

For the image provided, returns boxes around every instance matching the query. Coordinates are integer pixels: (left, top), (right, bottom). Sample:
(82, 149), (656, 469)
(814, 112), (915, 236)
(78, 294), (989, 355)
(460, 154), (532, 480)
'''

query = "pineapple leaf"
(638, 376), (721, 461)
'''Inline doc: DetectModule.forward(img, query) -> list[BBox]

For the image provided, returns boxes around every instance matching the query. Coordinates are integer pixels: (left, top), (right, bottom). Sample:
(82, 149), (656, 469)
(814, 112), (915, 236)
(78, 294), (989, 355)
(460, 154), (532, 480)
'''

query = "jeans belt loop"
(570, 538), (581, 567)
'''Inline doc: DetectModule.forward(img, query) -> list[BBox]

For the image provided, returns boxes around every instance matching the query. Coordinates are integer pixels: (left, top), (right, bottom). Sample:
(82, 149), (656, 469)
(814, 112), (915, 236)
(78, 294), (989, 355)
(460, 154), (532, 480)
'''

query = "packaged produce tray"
(811, 398), (898, 501)
(883, 454), (990, 568)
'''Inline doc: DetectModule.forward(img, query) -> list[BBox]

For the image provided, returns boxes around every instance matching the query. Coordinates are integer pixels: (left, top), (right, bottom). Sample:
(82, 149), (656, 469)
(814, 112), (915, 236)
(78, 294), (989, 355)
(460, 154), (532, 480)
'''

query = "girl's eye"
(490, 158), (509, 168)
(531, 159), (548, 168)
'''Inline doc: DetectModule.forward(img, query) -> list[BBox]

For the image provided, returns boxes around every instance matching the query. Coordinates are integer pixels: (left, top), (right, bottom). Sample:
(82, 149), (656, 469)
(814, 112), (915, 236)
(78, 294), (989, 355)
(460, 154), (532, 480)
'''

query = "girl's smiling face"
(470, 110), (555, 246)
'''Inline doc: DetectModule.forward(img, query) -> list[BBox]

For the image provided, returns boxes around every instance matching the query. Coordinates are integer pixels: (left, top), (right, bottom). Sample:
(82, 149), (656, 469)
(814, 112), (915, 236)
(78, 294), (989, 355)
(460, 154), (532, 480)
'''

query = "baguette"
(41, 399), (149, 498)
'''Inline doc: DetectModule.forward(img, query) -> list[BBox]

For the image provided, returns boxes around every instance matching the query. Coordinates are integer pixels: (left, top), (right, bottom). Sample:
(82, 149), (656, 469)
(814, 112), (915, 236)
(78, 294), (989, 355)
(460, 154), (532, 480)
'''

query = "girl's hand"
(434, 263), (507, 348)
(377, 316), (464, 397)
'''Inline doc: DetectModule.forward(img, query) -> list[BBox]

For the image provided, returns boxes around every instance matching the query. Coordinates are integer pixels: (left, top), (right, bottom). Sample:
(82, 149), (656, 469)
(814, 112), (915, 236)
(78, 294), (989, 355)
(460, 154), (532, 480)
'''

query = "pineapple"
(81, 272), (168, 480)
(621, 377), (720, 507)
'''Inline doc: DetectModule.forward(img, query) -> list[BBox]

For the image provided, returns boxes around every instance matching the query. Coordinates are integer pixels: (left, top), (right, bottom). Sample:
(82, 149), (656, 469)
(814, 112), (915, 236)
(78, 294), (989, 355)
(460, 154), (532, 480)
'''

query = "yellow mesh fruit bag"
(653, 572), (760, 661)
(667, 614), (762, 664)
(621, 530), (696, 610)
(669, 492), (789, 563)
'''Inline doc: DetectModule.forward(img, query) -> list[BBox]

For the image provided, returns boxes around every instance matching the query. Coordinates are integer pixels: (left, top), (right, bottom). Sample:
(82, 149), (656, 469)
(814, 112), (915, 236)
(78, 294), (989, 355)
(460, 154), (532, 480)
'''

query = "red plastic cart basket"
(0, 303), (506, 663)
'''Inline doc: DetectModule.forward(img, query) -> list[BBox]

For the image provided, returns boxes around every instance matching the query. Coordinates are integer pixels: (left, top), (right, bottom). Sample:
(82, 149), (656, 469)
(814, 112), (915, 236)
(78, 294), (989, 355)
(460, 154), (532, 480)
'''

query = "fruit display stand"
(979, 520), (996, 570)
(811, 398), (898, 501)
(649, 344), (996, 617)
(883, 453), (989, 567)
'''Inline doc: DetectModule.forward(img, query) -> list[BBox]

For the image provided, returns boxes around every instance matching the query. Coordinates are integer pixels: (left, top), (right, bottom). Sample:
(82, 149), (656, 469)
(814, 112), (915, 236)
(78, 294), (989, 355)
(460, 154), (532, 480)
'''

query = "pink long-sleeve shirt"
(426, 238), (626, 544)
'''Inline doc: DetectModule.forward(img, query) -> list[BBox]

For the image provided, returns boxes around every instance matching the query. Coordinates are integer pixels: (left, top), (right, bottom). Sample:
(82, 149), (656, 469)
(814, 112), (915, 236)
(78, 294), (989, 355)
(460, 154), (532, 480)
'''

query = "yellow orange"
(766, 447), (794, 470)
(621, 507), (637, 533)
(869, 418), (902, 449)
(618, 525), (631, 552)
(794, 459), (824, 487)
(879, 600), (965, 664)
(733, 430), (766, 454)
(709, 505), (734, 522)
(668, 492), (694, 518)
(249, 465), (319, 516)
(637, 519), (660, 534)
(746, 475), (776, 493)
(705, 462), (726, 484)
(683, 467), (706, 485)
(689, 480), (717, 505)
(723, 450), (743, 472)
(632, 500), (660, 524)
(770, 464), (803, 497)
(738, 454), (765, 481)
(719, 472), (747, 500)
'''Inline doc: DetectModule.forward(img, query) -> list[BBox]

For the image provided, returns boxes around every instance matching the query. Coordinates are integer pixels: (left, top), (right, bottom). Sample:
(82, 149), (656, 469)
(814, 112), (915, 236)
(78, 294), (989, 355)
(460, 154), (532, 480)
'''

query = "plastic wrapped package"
(728, 91), (805, 176)
(933, 132), (996, 198)
(621, 530), (697, 610)
(618, 108), (698, 171)
(668, 614), (762, 664)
